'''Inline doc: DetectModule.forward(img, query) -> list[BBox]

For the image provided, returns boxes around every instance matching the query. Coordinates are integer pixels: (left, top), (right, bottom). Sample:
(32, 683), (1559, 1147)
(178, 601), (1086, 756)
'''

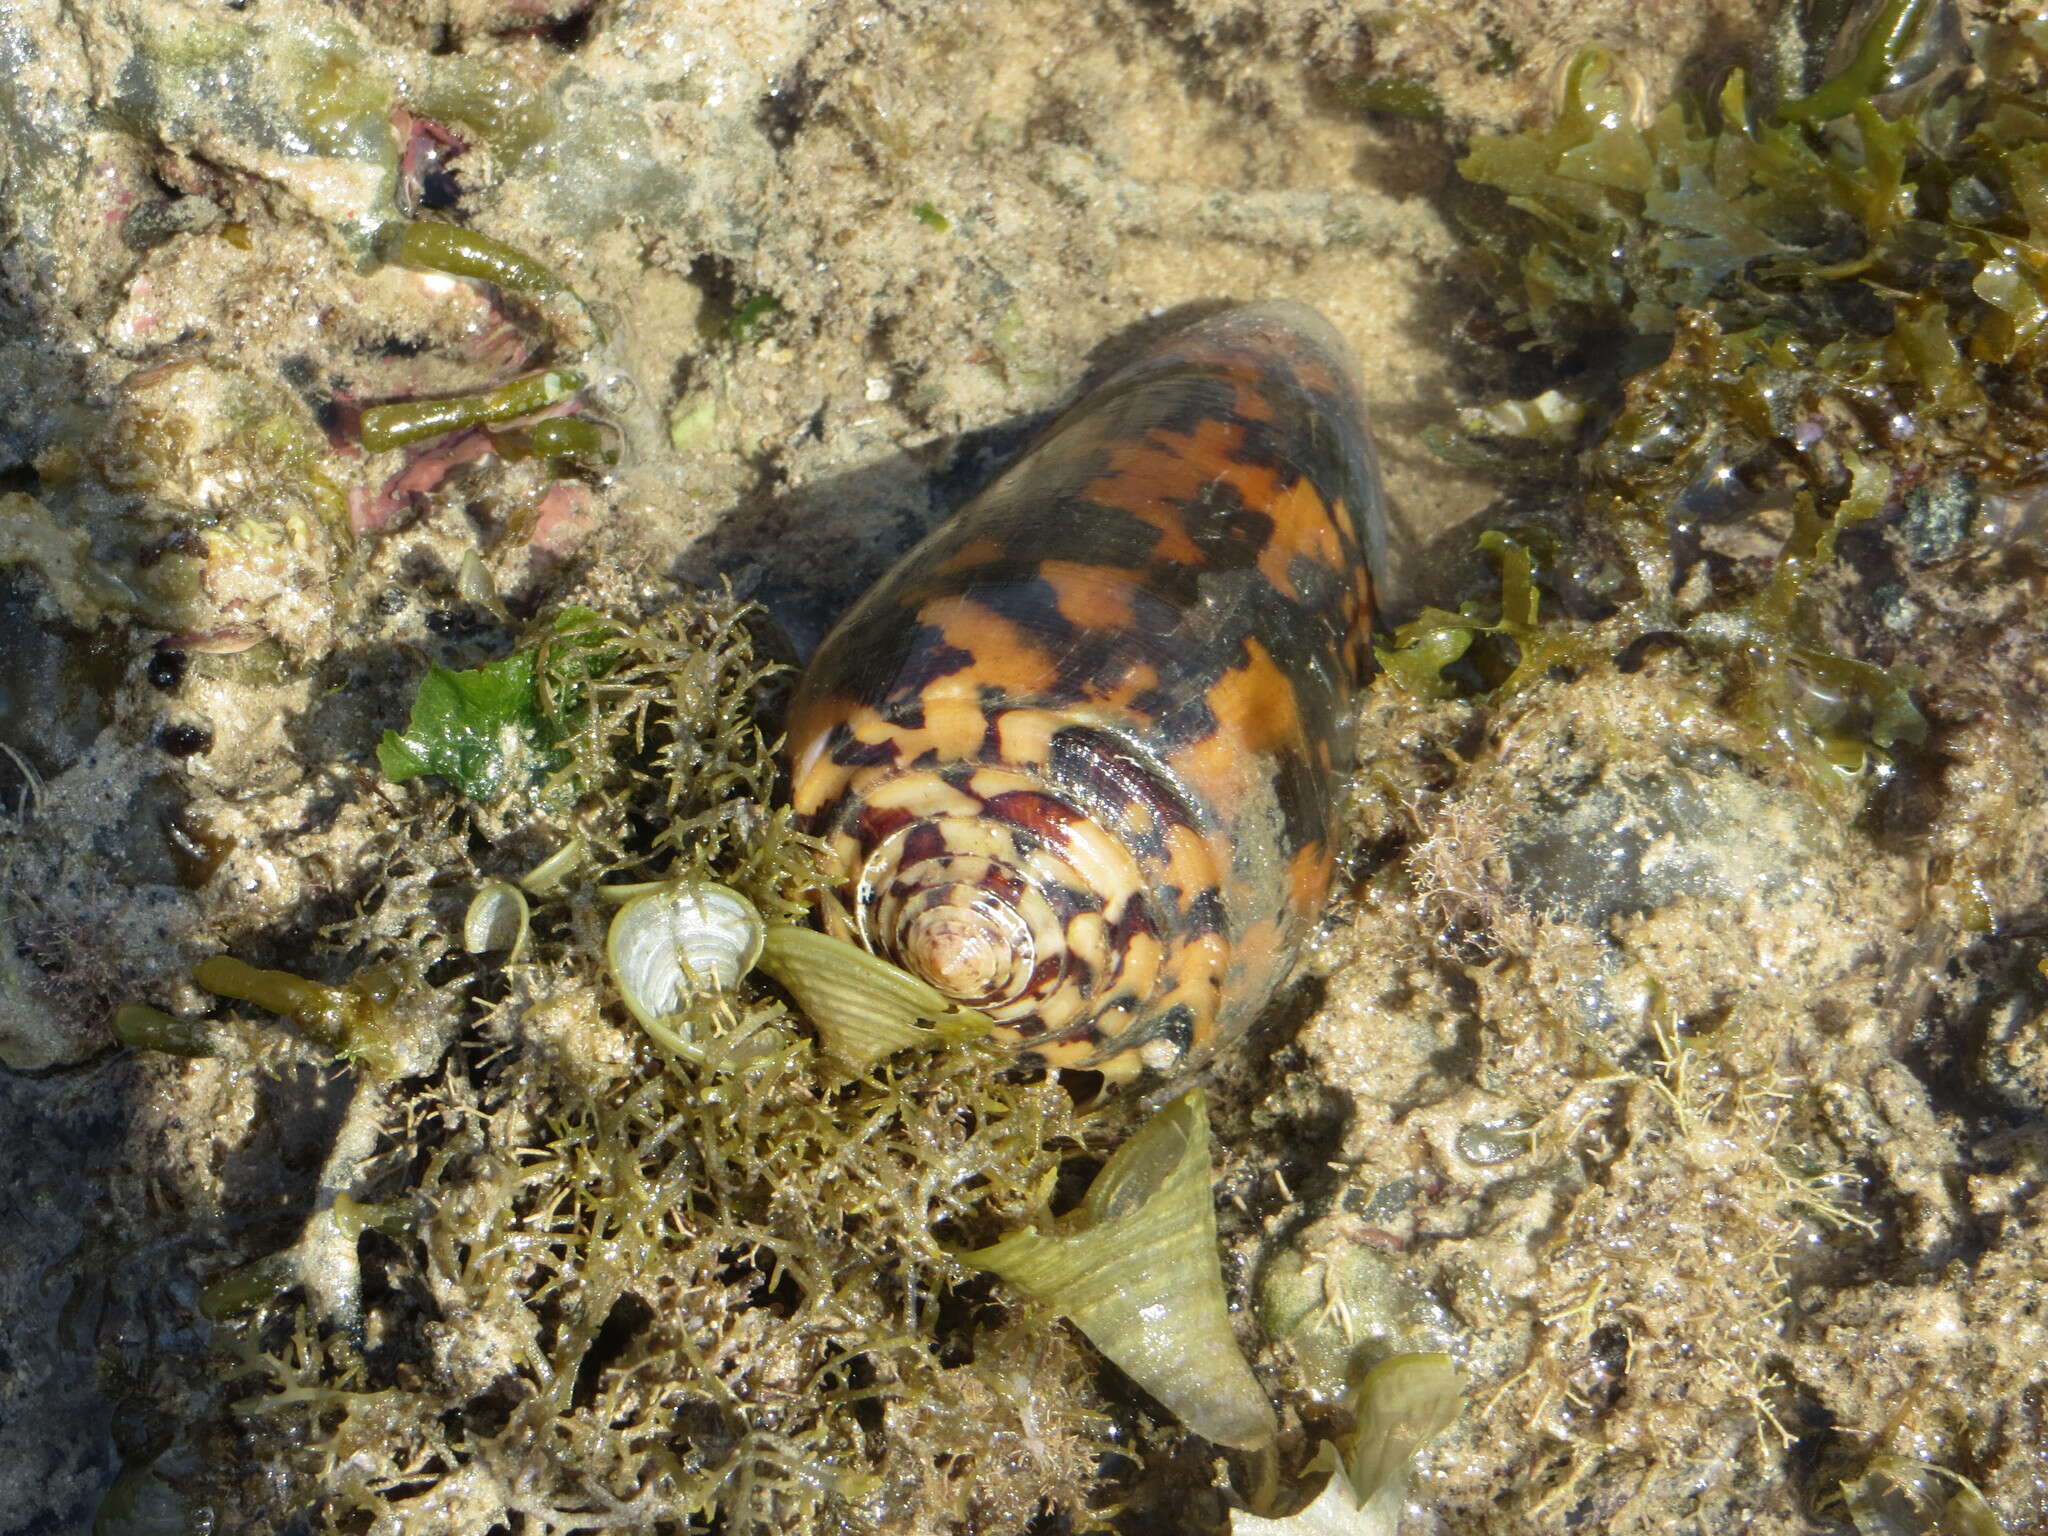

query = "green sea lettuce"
(378, 606), (621, 802)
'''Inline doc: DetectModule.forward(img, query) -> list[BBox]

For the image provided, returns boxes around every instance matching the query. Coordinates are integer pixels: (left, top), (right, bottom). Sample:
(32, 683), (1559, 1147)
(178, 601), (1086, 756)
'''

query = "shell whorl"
(812, 728), (1221, 1059)
(786, 302), (1384, 1079)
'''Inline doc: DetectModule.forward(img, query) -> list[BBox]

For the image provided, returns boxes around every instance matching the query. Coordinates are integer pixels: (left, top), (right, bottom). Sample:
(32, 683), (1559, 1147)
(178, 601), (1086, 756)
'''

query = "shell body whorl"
(786, 303), (1384, 1078)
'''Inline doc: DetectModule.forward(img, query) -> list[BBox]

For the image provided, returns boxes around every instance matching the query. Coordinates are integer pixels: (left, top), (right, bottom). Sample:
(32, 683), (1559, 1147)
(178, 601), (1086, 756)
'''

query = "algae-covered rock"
(1259, 1212), (1461, 1406)
(105, 6), (400, 257)
(0, 1), (156, 310)
(1505, 754), (1832, 931)
(90, 360), (349, 650)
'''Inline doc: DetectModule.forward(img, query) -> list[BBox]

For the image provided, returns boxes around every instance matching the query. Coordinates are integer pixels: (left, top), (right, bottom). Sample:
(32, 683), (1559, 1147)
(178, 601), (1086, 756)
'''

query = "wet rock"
(1410, 660), (1907, 1061)
(107, 10), (400, 256)
(120, 193), (224, 252)
(1975, 994), (2048, 1119)
(1257, 1211), (1459, 1404)
(1506, 748), (1832, 930)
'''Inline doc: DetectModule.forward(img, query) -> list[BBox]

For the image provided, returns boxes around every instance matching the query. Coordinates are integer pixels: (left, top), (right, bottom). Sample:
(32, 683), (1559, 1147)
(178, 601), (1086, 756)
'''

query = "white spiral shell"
(606, 880), (766, 1029)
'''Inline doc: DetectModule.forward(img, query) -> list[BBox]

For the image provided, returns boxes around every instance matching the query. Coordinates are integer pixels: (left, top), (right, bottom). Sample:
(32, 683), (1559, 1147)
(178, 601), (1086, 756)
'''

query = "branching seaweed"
(1394, 16), (2048, 811)
(137, 591), (1141, 1536)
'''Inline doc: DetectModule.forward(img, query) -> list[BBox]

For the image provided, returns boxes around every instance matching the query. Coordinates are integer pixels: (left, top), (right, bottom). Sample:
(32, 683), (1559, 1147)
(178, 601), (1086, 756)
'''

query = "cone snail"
(785, 303), (1385, 1080)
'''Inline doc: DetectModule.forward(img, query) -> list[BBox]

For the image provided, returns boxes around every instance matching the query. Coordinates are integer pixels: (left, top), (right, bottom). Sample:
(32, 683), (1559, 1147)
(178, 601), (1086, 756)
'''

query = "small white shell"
(606, 880), (766, 1032)
(463, 879), (530, 959)
(520, 835), (589, 895)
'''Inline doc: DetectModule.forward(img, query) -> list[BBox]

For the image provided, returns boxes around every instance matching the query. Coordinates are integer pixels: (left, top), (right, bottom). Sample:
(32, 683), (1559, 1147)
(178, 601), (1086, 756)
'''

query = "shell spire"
(786, 304), (1384, 1079)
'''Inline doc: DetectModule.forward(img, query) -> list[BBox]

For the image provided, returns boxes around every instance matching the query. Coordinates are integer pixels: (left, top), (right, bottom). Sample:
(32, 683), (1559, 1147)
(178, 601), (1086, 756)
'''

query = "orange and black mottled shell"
(785, 303), (1384, 1079)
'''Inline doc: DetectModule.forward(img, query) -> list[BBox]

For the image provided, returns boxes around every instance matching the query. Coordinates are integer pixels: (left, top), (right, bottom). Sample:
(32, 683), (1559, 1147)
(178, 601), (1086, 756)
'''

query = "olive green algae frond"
(1458, 17), (2048, 462)
(962, 1087), (1279, 1452)
(1458, 27), (2048, 373)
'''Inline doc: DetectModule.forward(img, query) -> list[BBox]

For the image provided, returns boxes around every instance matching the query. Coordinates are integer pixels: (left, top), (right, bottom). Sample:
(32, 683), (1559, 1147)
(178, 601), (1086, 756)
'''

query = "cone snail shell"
(785, 303), (1385, 1079)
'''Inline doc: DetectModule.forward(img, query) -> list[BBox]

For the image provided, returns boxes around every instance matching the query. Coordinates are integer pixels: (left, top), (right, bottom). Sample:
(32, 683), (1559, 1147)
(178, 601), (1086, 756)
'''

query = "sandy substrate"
(4, 1), (2045, 1532)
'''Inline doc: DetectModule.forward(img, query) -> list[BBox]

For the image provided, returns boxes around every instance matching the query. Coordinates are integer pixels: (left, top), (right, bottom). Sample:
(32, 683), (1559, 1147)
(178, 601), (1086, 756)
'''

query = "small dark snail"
(786, 303), (1385, 1079)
